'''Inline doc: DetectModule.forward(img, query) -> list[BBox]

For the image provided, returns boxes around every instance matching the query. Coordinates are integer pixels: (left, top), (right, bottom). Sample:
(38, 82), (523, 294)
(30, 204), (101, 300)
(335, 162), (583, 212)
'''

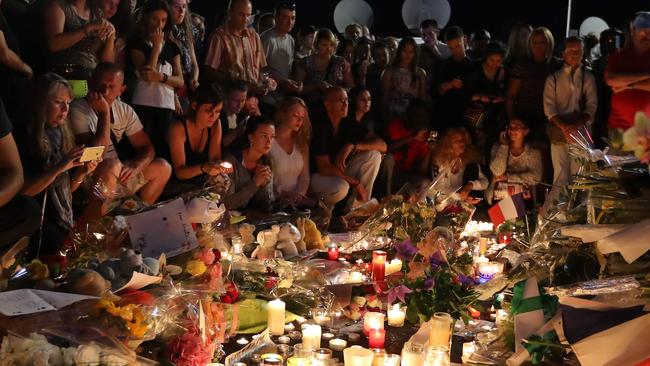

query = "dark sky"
(191, 0), (649, 41)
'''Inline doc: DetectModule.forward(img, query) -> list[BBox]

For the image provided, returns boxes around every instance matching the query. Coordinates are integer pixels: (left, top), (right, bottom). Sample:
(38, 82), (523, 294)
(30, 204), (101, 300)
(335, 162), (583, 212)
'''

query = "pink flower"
(168, 331), (216, 366)
(205, 263), (223, 290)
(196, 248), (216, 265)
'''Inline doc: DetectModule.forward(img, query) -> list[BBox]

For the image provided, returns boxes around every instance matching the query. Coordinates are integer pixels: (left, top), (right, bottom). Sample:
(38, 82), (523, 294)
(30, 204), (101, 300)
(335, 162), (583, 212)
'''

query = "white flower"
(74, 344), (101, 366)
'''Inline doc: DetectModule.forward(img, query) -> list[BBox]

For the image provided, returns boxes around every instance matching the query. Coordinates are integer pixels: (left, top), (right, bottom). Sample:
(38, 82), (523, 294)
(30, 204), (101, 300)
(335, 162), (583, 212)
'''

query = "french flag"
(488, 193), (526, 226)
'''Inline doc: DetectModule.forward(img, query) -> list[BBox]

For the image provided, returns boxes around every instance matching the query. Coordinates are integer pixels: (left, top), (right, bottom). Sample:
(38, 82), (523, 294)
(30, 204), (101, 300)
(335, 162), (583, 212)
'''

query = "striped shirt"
(204, 25), (267, 84)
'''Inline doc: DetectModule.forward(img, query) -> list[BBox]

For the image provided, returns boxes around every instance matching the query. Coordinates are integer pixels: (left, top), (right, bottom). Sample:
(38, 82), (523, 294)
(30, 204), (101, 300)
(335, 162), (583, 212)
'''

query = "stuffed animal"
(294, 218), (307, 253)
(239, 223), (256, 246)
(251, 225), (281, 259)
(303, 218), (324, 250)
(67, 268), (111, 297)
(276, 223), (301, 258)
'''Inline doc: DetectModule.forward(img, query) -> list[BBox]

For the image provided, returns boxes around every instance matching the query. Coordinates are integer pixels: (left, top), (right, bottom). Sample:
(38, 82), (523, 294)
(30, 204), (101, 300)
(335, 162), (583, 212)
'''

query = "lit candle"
(267, 299), (286, 336)
(428, 312), (452, 350)
(328, 243), (340, 261)
(343, 347), (374, 366)
(477, 262), (503, 284)
(462, 341), (476, 363)
(277, 336), (291, 344)
(287, 343), (311, 366)
(479, 237), (488, 256)
(363, 311), (385, 336)
(322, 332), (335, 341)
(301, 324), (322, 350)
(236, 337), (249, 346)
(384, 259), (402, 276)
(312, 308), (332, 327)
(349, 271), (363, 283)
(371, 251), (387, 281)
(387, 304), (406, 327)
(400, 342), (425, 366)
(368, 328), (386, 349)
(329, 338), (347, 351)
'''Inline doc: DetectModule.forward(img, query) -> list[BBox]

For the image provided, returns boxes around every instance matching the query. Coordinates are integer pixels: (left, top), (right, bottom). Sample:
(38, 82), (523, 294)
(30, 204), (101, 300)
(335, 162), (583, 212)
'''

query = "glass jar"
(287, 344), (313, 366)
(423, 345), (450, 366)
(400, 341), (425, 366)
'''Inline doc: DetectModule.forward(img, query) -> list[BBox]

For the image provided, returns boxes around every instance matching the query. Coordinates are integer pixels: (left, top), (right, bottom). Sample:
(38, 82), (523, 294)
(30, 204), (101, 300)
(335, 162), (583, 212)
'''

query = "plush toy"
(275, 223), (301, 258)
(303, 218), (324, 250)
(239, 223), (256, 246)
(67, 268), (111, 297)
(90, 248), (160, 290)
(251, 225), (281, 259)
(294, 218), (307, 253)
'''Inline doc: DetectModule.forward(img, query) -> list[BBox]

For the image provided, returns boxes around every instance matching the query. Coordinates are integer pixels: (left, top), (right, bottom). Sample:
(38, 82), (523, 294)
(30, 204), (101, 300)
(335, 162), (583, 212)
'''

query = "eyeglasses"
(276, 1), (296, 11)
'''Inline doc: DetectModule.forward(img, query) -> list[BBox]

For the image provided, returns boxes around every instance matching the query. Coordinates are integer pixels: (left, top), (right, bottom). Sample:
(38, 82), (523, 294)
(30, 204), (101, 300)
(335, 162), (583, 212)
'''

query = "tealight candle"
(387, 304), (406, 327)
(368, 328), (385, 349)
(277, 336), (291, 344)
(236, 337), (249, 346)
(477, 262), (503, 284)
(363, 312), (385, 336)
(268, 299), (286, 336)
(302, 324), (322, 350)
(322, 332), (335, 341)
(329, 338), (347, 351)
(328, 243), (340, 261)
(428, 312), (452, 350)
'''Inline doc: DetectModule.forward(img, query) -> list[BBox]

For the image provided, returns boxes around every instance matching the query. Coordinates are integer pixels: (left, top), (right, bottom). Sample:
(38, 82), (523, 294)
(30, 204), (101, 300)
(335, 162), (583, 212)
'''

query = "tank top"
(50, 0), (103, 73)
(183, 120), (211, 166)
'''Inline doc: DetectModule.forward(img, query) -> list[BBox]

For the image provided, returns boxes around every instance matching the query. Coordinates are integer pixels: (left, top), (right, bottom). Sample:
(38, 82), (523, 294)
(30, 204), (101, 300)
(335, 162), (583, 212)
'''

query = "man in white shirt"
(419, 19), (450, 76)
(260, 1), (302, 103)
(543, 36), (597, 188)
(70, 62), (171, 204)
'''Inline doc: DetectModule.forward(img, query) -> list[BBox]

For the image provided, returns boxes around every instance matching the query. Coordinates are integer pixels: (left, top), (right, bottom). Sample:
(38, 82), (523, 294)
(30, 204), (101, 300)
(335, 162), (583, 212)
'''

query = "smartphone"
(79, 146), (105, 162)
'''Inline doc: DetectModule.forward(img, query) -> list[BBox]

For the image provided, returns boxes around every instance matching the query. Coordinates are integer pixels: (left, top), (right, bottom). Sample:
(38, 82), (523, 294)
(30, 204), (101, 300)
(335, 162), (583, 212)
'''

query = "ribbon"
(511, 280), (558, 321)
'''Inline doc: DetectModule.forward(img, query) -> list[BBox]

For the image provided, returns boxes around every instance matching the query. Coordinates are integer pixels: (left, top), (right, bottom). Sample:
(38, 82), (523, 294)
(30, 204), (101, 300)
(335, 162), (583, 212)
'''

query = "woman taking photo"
(167, 83), (227, 192)
(380, 37), (427, 121)
(269, 97), (311, 206)
(223, 117), (275, 211)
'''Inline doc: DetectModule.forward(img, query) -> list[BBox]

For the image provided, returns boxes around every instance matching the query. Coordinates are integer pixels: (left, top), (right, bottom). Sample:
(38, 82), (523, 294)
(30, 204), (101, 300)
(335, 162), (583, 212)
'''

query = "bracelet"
(161, 73), (169, 83)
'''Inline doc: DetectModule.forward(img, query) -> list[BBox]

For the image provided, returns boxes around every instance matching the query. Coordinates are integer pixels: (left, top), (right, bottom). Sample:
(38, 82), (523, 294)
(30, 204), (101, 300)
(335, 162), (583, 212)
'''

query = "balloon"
(333, 0), (374, 34)
(402, 0), (451, 33)
(579, 16), (609, 37)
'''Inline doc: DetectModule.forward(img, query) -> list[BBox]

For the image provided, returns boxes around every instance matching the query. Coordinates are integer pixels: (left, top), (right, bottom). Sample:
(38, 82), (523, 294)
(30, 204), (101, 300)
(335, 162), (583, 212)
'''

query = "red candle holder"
(368, 328), (386, 349)
(328, 244), (339, 261)
(371, 251), (386, 282)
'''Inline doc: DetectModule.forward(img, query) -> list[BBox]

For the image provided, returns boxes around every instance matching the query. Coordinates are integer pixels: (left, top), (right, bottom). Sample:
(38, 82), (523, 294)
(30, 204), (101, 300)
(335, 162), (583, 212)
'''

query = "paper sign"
(126, 198), (198, 258)
(0, 289), (97, 316)
(115, 272), (162, 293)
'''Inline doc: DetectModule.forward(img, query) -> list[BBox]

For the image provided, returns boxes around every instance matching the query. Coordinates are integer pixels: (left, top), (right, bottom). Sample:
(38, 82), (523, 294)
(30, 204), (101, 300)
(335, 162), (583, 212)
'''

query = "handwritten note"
(115, 272), (162, 293)
(0, 289), (97, 316)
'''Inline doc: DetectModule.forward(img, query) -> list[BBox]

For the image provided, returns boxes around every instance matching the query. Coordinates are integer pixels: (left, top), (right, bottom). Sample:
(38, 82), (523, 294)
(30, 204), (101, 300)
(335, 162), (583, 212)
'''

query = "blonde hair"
(506, 22), (532, 62)
(314, 28), (338, 50)
(275, 97), (312, 153)
(528, 26), (555, 62)
(431, 127), (481, 167)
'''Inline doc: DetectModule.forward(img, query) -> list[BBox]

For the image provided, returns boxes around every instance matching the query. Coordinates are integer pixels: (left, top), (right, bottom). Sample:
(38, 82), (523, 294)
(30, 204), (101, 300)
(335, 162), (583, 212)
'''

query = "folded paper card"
(0, 289), (97, 316)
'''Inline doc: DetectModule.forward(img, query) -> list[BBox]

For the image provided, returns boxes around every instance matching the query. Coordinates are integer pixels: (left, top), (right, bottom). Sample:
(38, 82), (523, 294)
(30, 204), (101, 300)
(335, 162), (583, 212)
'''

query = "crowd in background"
(1, 0), (649, 260)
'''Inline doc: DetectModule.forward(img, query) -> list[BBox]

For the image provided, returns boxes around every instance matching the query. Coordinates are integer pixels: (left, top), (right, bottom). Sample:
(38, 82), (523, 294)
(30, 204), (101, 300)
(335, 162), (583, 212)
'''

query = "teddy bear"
(251, 225), (281, 259)
(294, 218), (307, 253)
(238, 223), (256, 246)
(302, 218), (324, 250)
(275, 223), (301, 258)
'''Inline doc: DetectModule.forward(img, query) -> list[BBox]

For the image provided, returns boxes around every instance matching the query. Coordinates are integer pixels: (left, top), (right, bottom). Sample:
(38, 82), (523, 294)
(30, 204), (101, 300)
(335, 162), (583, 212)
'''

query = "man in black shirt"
(309, 87), (382, 214)
(0, 98), (40, 249)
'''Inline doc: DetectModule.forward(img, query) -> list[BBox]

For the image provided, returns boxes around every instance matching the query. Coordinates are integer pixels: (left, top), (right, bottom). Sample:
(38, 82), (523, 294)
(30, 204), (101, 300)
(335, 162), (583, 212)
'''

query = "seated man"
(70, 62), (171, 204)
(220, 80), (253, 148)
(309, 87), (382, 216)
(0, 98), (40, 249)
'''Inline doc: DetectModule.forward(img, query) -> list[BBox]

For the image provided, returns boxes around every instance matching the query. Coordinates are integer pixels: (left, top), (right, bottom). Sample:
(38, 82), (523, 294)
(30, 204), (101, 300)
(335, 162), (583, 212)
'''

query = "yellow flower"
(186, 260), (207, 276)
(26, 259), (49, 280)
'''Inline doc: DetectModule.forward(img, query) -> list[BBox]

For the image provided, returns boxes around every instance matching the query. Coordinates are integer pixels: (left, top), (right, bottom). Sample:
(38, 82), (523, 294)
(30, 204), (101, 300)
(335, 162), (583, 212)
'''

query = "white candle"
(349, 271), (363, 283)
(387, 304), (406, 327)
(428, 312), (452, 349)
(343, 347), (374, 366)
(329, 338), (347, 351)
(267, 299), (286, 336)
(301, 324), (321, 350)
(462, 342), (476, 363)
(385, 259), (403, 276)
(401, 342), (425, 366)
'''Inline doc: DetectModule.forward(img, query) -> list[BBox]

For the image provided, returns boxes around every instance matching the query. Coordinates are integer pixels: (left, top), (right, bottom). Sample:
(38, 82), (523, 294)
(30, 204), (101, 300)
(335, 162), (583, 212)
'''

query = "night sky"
(190, 0), (650, 41)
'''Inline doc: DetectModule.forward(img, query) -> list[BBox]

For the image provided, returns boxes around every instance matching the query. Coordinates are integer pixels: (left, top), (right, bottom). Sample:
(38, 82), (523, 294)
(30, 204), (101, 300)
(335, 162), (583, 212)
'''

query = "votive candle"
(328, 244), (340, 261)
(330, 338), (347, 351)
(371, 251), (387, 281)
(387, 304), (406, 327)
(368, 328), (386, 349)
(363, 311), (385, 336)
(267, 299), (286, 336)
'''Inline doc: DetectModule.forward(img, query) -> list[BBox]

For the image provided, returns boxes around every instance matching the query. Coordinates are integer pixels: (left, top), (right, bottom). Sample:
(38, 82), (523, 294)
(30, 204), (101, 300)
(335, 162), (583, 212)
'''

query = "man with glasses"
(202, 0), (275, 95)
(260, 1), (302, 104)
(309, 87), (381, 221)
(605, 12), (650, 134)
(543, 36), (597, 189)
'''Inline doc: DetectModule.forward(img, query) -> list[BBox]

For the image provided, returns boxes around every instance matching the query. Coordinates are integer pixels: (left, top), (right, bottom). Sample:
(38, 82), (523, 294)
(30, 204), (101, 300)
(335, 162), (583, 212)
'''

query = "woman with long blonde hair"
(421, 127), (487, 203)
(269, 96), (312, 206)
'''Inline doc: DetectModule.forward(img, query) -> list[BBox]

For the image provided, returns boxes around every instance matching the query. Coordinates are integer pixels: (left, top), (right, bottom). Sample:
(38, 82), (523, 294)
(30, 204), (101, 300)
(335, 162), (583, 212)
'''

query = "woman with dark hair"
(168, 82), (226, 188)
(127, 0), (184, 157)
(295, 25), (316, 59)
(43, 0), (116, 80)
(101, 0), (135, 69)
(15, 73), (102, 256)
(352, 37), (372, 87)
(380, 36), (427, 121)
(421, 127), (487, 203)
(168, 0), (200, 114)
(336, 37), (355, 65)
(223, 116), (275, 211)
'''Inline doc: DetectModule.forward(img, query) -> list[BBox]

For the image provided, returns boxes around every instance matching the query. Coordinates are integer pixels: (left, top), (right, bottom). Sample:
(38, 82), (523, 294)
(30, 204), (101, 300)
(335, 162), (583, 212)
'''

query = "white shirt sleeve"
(69, 99), (94, 135)
(543, 73), (559, 121)
(120, 102), (144, 137)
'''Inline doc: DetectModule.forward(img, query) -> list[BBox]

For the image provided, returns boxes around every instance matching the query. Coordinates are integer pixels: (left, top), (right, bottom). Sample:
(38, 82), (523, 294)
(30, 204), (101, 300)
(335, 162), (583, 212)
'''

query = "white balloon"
(579, 16), (609, 37)
(402, 0), (451, 32)
(333, 0), (374, 34)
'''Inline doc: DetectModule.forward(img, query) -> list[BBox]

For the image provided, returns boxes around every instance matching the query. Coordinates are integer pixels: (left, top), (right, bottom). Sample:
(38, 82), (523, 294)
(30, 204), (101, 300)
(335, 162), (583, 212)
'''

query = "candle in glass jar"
(387, 304), (406, 327)
(368, 328), (385, 348)
(267, 299), (286, 336)
(343, 347), (374, 366)
(328, 244), (340, 261)
(401, 342), (425, 366)
(363, 311), (385, 336)
(428, 312), (452, 350)
(301, 324), (321, 350)
(371, 251), (387, 281)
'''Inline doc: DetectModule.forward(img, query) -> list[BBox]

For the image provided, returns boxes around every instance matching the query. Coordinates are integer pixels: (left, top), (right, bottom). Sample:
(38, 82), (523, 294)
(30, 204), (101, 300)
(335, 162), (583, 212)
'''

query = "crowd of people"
(1, 0), (649, 258)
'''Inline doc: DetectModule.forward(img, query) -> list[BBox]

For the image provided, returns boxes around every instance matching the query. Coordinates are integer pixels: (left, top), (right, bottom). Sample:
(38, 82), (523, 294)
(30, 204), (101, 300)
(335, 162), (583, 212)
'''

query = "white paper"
(185, 197), (226, 224)
(0, 289), (97, 316)
(513, 278), (545, 354)
(560, 224), (628, 243)
(126, 198), (198, 258)
(597, 218), (650, 263)
(115, 272), (162, 293)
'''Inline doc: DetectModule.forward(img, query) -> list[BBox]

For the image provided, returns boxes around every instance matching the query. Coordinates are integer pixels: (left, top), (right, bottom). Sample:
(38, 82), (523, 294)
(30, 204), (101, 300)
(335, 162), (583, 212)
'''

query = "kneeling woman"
(223, 117), (275, 211)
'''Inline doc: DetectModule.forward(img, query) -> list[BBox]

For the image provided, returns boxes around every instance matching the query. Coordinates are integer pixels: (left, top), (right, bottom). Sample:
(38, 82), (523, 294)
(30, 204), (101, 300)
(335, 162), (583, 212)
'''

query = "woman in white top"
(269, 97), (312, 206)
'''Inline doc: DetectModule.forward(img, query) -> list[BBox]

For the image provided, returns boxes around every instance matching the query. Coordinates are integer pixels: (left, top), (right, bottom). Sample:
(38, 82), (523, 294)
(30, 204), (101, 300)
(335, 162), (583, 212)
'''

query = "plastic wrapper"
(224, 330), (277, 366)
(0, 327), (156, 365)
(545, 276), (640, 297)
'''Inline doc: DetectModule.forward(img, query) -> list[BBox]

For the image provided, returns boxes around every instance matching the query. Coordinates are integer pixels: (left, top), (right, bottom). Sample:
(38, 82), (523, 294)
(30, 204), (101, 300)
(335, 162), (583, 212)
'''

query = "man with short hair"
(467, 29), (491, 61)
(260, 1), (302, 102)
(605, 12), (650, 133)
(418, 19), (450, 77)
(70, 62), (171, 204)
(220, 80), (251, 148)
(202, 0), (275, 94)
(309, 87), (382, 215)
(543, 36), (597, 188)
